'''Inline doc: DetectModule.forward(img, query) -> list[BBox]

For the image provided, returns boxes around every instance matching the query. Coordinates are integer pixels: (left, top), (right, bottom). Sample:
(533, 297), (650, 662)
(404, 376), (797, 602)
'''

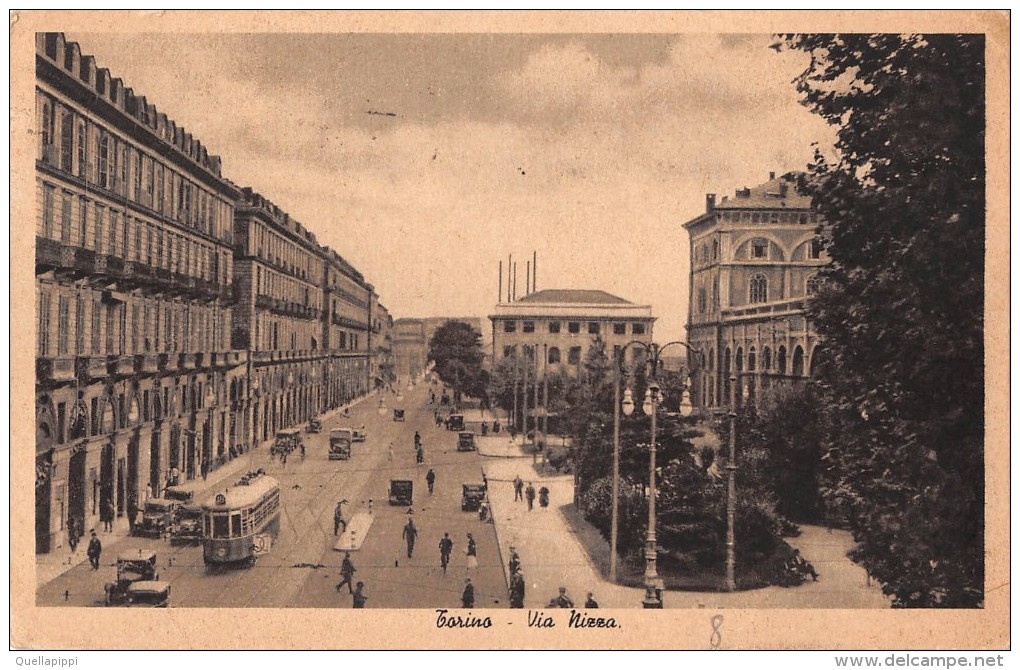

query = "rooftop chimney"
(706, 194), (716, 212)
(769, 171), (776, 180)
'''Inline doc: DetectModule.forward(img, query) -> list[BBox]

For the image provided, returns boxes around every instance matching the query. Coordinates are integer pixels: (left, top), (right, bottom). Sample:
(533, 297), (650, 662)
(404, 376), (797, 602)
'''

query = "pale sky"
(79, 32), (833, 342)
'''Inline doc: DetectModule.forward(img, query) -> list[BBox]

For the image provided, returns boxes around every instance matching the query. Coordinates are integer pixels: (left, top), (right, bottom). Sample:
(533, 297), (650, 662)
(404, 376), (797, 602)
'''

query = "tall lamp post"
(609, 340), (703, 608)
(724, 372), (750, 592)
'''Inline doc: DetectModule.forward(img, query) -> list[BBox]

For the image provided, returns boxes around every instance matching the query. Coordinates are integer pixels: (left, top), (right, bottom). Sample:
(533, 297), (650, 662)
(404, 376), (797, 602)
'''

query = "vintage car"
(105, 550), (159, 606)
(121, 581), (171, 608)
(350, 427), (367, 443)
(272, 428), (304, 457)
(135, 498), (182, 537)
(306, 418), (323, 434)
(447, 414), (465, 432)
(457, 431), (476, 452)
(164, 481), (204, 504)
(393, 408), (406, 422)
(328, 428), (353, 461)
(461, 484), (486, 512)
(170, 503), (203, 544)
(389, 479), (413, 506)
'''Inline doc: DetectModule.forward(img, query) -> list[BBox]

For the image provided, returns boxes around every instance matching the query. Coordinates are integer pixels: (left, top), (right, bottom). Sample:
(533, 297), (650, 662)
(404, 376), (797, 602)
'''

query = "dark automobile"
(461, 484), (486, 512)
(447, 414), (465, 431)
(457, 432), (476, 452)
(306, 418), (323, 434)
(135, 498), (182, 537)
(105, 550), (159, 606)
(170, 503), (203, 544)
(389, 479), (413, 506)
(122, 581), (171, 608)
(393, 408), (405, 422)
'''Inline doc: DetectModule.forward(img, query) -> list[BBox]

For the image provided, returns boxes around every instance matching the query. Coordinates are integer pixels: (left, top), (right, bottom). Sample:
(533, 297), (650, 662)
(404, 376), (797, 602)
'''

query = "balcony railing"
(36, 356), (76, 384)
(134, 353), (159, 374)
(107, 355), (135, 377)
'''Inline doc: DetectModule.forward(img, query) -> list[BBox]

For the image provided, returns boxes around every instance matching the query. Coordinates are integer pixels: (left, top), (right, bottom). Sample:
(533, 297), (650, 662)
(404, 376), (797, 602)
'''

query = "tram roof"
(202, 475), (280, 510)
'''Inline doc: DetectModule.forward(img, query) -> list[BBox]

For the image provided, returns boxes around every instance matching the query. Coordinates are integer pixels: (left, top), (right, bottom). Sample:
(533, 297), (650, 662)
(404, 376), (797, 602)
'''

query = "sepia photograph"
(11, 10), (1009, 652)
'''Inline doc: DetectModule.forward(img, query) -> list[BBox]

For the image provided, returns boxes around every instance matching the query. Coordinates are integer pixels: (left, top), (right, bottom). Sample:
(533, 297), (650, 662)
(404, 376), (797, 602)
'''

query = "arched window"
(700, 244), (708, 263)
(68, 399), (88, 440)
(697, 288), (707, 314)
(777, 346), (787, 374)
(806, 274), (823, 296)
(736, 347), (744, 372)
(712, 239), (719, 260)
(762, 347), (772, 371)
(568, 346), (582, 365)
(548, 347), (561, 364)
(98, 132), (110, 189)
(792, 346), (805, 376)
(749, 274), (768, 303)
(748, 347), (756, 372)
(40, 99), (53, 153)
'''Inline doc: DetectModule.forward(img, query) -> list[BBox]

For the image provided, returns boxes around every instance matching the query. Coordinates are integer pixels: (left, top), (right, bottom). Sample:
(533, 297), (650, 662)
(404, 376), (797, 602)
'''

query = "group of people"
(513, 475), (550, 511)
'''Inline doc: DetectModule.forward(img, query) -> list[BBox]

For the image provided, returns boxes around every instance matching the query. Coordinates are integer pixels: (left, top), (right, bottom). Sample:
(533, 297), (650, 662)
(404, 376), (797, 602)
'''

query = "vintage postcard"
(10, 10), (1009, 651)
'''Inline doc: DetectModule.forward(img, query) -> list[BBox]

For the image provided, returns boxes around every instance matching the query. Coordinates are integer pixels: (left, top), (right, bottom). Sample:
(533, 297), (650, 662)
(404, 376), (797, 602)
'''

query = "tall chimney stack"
(499, 260), (503, 304)
(507, 255), (512, 302)
(706, 193), (716, 212)
(513, 262), (517, 301)
(533, 251), (537, 293)
(526, 261), (531, 295)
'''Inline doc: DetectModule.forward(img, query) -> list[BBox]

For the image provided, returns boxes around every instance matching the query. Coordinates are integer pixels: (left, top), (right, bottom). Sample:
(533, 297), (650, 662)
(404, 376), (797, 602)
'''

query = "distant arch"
(792, 345), (805, 376)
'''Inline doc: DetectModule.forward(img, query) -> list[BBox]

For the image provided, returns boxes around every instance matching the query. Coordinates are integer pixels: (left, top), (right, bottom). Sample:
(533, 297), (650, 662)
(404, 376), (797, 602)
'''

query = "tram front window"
(231, 514), (242, 537)
(212, 514), (230, 539)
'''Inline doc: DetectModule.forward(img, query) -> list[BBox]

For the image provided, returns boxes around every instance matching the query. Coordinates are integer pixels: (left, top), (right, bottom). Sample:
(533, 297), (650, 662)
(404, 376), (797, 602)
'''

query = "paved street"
(36, 382), (505, 609)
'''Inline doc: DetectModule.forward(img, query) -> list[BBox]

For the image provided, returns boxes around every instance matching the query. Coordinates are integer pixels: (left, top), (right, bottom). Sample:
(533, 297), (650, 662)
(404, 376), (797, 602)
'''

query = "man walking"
(513, 476), (524, 502)
(525, 482), (536, 511)
(509, 569), (526, 609)
(554, 586), (574, 608)
(425, 469), (436, 495)
(439, 532), (454, 575)
(508, 547), (521, 576)
(86, 530), (102, 570)
(402, 518), (418, 558)
(336, 551), (356, 594)
(465, 533), (478, 571)
(333, 500), (346, 536)
(462, 578), (475, 608)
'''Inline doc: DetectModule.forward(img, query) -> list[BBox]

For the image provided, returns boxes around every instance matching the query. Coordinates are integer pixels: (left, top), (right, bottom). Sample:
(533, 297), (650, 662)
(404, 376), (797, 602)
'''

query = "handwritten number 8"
(709, 614), (723, 649)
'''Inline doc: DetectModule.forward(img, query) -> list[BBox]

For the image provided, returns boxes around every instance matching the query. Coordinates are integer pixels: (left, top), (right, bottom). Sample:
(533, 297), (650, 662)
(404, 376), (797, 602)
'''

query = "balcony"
(74, 355), (108, 383)
(134, 353), (159, 375)
(158, 352), (178, 372)
(107, 355), (135, 378)
(36, 237), (63, 273)
(36, 356), (76, 384)
(179, 353), (197, 370)
(228, 351), (248, 367)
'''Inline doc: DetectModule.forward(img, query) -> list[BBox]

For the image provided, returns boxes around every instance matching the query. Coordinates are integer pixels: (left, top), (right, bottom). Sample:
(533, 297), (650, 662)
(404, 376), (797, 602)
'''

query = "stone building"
(34, 33), (241, 552)
(488, 289), (656, 378)
(393, 318), (427, 382)
(683, 172), (828, 411)
(320, 248), (374, 408)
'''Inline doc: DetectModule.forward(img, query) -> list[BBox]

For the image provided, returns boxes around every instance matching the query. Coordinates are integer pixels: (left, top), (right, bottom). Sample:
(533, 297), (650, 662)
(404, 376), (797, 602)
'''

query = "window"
(77, 121), (87, 178)
(78, 197), (88, 248)
(40, 99), (53, 154)
(60, 191), (72, 243)
(809, 238), (823, 259)
(632, 323), (645, 335)
(38, 292), (51, 356)
(522, 321), (535, 333)
(712, 277), (720, 310)
(613, 322), (626, 335)
(503, 320), (516, 333)
(94, 204), (104, 252)
(75, 296), (85, 355)
(503, 345), (515, 359)
(806, 274), (823, 296)
(548, 347), (560, 364)
(568, 322), (580, 334)
(588, 322), (600, 335)
(106, 305), (115, 354)
(697, 288), (707, 314)
(749, 274), (768, 303)
(212, 514), (229, 539)
(568, 346), (582, 365)
(712, 239), (719, 260)
(91, 300), (101, 353)
(547, 321), (560, 334)
(131, 304), (139, 352)
(42, 183), (55, 238)
(109, 211), (118, 255)
(777, 346), (787, 374)
(700, 244), (708, 264)
(60, 111), (74, 172)
(751, 238), (768, 259)
(613, 345), (622, 361)
(57, 295), (69, 355)
(98, 132), (110, 189)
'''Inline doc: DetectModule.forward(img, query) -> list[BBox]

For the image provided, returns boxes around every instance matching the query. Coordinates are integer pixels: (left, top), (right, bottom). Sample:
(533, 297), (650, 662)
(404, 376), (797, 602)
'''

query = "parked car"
(328, 428), (353, 461)
(389, 479), (413, 506)
(306, 418), (323, 434)
(135, 498), (182, 537)
(170, 503), (203, 545)
(393, 408), (405, 422)
(461, 484), (486, 512)
(457, 432), (476, 452)
(105, 550), (159, 606)
(121, 581), (171, 608)
(351, 427), (367, 443)
(447, 414), (465, 431)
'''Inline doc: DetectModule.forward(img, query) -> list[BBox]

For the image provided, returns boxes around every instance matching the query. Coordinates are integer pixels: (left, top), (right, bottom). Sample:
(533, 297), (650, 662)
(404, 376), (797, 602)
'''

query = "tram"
(201, 470), (281, 567)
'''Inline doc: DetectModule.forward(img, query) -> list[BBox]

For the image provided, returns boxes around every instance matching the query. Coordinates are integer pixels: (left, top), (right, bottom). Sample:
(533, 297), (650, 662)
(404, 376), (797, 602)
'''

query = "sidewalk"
(36, 392), (379, 589)
(479, 436), (890, 609)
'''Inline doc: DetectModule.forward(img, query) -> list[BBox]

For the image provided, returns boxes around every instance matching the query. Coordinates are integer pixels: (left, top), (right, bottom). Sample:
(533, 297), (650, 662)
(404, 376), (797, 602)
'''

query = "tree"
(783, 34), (985, 607)
(427, 321), (488, 400)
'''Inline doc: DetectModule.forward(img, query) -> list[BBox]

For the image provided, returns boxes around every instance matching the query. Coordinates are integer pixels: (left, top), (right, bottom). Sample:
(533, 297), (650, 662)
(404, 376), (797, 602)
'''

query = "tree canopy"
(426, 320), (488, 399)
(784, 33), (985, 607)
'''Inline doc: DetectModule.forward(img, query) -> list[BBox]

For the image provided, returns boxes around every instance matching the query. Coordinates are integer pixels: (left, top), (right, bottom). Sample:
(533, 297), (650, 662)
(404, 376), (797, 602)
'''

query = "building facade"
(34, 33), (389, 554)
(393, 318), (427, 382)
(683, 172), (828, 411)
(488, 289), (656, 378)
(34, 33), (242, 553)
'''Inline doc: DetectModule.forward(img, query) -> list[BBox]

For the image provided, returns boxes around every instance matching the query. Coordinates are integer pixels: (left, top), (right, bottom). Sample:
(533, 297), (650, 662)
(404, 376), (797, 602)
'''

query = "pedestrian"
(508, 547), (521, 576)
(513, 476), (524, 502)
(509, 425), (517, 442)
(525, 482), (536, 511)
(462, 578), (475, 608)
(414, 431), (422, 448)
(86, 530), (102, 570)
(281, 449), (288, 467)
(788, 549), (820, 581)
(352, 581), (368, 608)
(482, 473), (488, 492)
(144, 482), (152, 502)
(439, 532), (454, 575)
(170, 467), (180, 487)
(336, 551), (356, 593)
(334, 500), (346, 536)
(402, 518), (418, 558)
(493, 419), (500, 434)
(388, 443), (394, 462)
(465, 533), (478, 571)
(426, 469), (436, 495)
(416, 446), (425, 466)
(127, 494), (139, 534)
(554, 586), (574, 608)
(67, 517), (79, 553)
(539, 486), (550, 509)
(101, 497), (115, 532)
(585, 592), (599, 608)
(509, 569), (526, 609)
